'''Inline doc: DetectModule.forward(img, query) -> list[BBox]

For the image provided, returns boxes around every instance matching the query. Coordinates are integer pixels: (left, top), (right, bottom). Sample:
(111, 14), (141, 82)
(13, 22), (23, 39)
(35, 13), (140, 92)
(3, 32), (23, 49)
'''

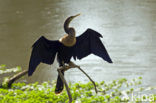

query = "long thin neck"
(64, 16), (74, 34)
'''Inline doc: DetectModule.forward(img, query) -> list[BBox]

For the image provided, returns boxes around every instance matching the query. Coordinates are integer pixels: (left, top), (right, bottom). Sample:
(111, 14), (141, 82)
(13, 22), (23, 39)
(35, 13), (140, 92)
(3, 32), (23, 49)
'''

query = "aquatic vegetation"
(0, 64), (22, 88)
(0, 65), (156, 103)
(0, 77), (155, 103)
(0, 64), (21, 74)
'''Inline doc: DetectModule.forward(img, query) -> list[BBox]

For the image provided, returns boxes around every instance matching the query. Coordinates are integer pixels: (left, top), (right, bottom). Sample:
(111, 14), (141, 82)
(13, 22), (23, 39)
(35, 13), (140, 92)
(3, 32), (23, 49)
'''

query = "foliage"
(0, 64), (21, 75)
(0, 64), (22, 88)
(0, 77), (155, 103)
(0, 65), (156, 103)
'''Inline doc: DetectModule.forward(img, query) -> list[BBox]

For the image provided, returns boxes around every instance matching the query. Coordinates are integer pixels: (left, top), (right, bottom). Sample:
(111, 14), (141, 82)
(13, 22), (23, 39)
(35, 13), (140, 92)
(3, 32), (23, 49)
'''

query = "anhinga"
(28, 14), (113, 102)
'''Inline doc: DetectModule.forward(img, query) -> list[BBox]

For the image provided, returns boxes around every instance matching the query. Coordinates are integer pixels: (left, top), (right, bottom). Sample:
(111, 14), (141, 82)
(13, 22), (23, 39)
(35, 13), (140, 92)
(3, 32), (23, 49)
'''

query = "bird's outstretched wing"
(73, 29), (113, 63)
(28, 36), (60, 76)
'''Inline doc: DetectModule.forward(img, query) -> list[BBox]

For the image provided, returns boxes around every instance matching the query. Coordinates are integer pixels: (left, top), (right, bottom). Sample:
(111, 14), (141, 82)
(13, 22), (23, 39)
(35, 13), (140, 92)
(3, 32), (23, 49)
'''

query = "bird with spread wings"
(28, 14), (113, 103)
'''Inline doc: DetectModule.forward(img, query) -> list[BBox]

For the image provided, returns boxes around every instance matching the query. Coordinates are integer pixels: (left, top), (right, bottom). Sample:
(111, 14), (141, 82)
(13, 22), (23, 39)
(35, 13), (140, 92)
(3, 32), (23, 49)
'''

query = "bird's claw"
(58, 65), (68, 72)
(58, 62), (80, 72)
(68, 61), (80, 68)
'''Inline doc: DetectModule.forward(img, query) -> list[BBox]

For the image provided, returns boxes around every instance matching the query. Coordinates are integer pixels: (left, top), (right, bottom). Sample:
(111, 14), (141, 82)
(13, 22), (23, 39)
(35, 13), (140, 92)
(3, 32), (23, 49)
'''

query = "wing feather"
(28, 36), (60, 76)
(73, 29), (113, 63)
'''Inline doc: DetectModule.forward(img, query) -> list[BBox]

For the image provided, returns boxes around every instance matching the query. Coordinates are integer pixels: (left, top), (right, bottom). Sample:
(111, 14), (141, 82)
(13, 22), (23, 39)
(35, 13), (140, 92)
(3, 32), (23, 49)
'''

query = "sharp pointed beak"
(72, 13), (81, 18)
(64, 14), (80, 33)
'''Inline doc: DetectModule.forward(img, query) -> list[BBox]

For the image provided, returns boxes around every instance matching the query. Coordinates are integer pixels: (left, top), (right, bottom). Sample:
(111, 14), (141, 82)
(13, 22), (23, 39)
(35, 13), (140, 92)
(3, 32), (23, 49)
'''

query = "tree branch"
(7, 70), (28, 87)
(57, 67), (72, 103)
(76, 66), (98, 93)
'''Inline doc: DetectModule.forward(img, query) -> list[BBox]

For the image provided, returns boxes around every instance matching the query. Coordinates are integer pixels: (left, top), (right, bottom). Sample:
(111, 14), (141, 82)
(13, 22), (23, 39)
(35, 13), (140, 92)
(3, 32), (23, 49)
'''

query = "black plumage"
(28, 12), (112, 95)
(28, 28), (112, 93)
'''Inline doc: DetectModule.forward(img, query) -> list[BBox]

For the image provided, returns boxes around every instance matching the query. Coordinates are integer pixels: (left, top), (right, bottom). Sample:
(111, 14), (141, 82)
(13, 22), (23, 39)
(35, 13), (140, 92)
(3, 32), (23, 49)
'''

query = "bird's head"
(64, 14), (80, 36)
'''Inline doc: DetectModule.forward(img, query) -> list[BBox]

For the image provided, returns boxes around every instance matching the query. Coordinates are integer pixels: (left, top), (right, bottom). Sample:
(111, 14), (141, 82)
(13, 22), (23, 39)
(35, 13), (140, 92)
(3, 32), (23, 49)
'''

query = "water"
(0, 0), (156, 90)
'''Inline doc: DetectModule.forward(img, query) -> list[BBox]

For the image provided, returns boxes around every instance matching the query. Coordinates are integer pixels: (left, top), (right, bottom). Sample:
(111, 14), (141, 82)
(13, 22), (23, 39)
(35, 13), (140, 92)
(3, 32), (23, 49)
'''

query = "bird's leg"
(57, 63), (72, 103)
(68, 61), (98, 94)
